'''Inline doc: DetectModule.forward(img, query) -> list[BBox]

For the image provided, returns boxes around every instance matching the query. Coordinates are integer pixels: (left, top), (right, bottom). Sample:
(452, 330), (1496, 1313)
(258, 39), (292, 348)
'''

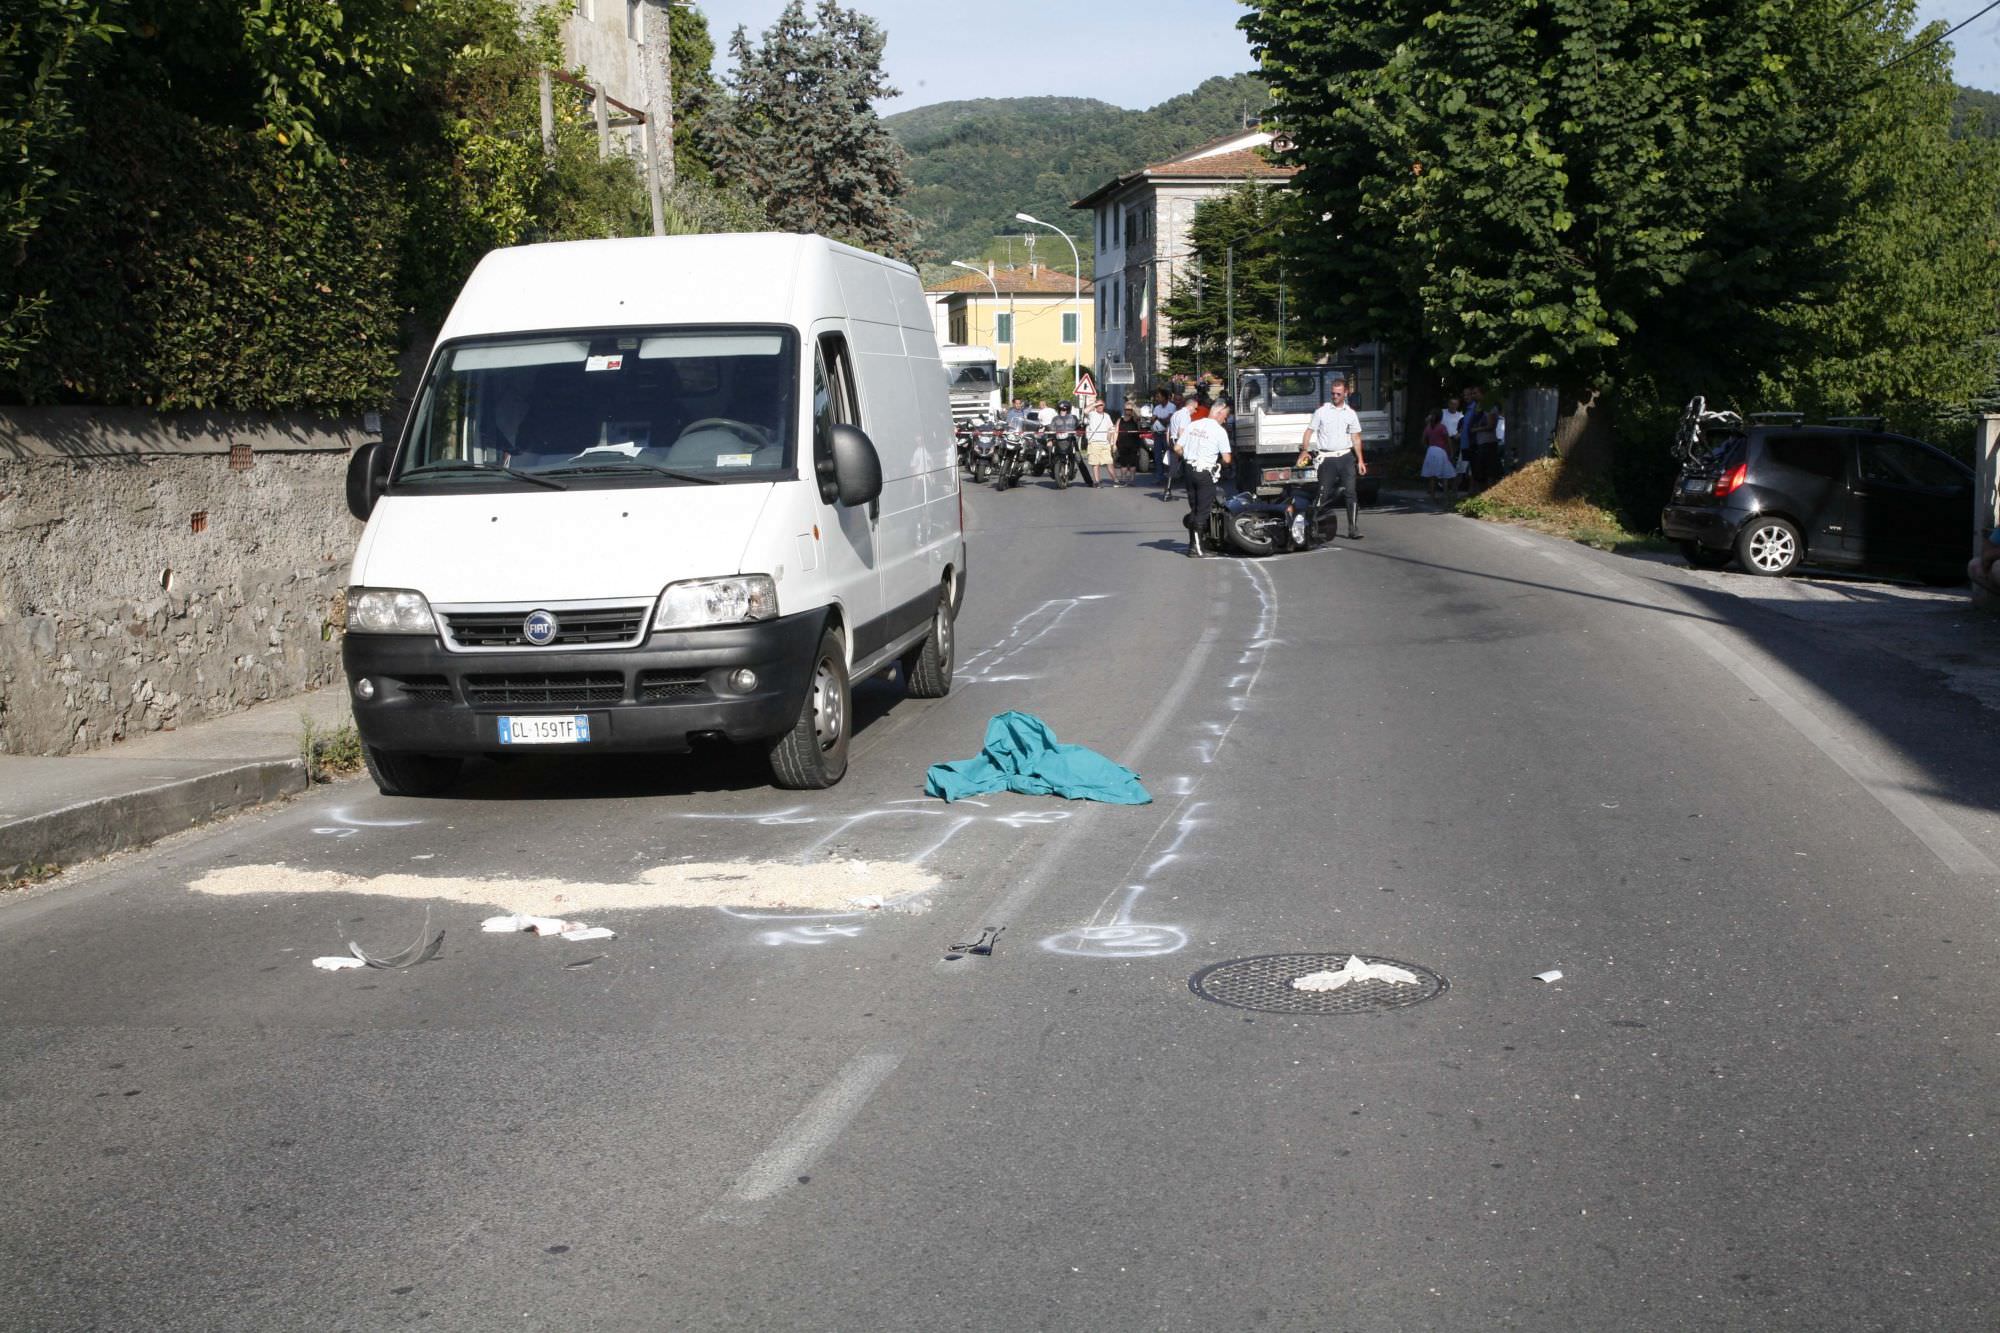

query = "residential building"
(924, 265), (1095, 393)
(1071, 129), (1297, 409)
(513, 0), (650, 151)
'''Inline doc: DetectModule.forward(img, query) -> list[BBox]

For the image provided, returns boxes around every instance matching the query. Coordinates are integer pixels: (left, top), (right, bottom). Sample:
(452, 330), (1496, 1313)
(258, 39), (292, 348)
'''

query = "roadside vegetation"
(300, 717), (364, 784)
(1456, 460), (1668, 554)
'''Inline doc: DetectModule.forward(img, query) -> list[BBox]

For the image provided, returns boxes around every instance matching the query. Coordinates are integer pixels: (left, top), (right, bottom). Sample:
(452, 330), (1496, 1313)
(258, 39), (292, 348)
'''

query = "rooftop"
(927, 265), (1094, 296)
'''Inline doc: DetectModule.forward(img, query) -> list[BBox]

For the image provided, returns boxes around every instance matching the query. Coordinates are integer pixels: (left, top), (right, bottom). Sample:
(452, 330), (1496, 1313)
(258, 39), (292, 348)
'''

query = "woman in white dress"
(1418, 410), (1456, 501)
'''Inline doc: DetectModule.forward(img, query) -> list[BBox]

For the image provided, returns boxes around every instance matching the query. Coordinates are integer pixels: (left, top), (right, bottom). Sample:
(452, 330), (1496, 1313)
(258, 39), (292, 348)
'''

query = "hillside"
(1955, 84), (2000, 138)
(887, 73), (1274, 273)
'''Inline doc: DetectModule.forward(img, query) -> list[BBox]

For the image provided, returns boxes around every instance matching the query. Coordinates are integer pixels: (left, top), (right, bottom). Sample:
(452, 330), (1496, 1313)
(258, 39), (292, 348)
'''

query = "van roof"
(436, 233), (924, 346)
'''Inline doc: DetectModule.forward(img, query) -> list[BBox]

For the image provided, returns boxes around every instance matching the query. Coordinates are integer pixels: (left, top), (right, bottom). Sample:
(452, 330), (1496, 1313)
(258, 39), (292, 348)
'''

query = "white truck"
(1230, 357), (1400, 502)
(939, 344), (1001, 425)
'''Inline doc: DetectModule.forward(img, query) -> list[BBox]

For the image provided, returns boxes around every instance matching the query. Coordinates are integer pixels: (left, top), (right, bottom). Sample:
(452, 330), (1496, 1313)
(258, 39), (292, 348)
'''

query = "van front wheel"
(768, 628), (851, 789)
(902, 586), (955, 699)
(362, 745), (461, 797)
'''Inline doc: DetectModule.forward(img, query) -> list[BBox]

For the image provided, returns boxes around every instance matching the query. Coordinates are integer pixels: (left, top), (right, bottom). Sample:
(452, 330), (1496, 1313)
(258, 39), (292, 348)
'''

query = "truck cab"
(1230, 358), (1398, 500)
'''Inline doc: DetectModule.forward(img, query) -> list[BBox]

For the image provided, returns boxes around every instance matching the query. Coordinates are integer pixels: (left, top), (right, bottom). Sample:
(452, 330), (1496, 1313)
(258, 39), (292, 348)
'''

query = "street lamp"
(1014, 212), (1081, 401)
(949, 260), (1010, 401)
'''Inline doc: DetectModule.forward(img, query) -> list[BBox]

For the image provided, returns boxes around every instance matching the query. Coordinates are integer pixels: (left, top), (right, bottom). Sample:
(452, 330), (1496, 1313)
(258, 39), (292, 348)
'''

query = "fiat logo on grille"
(522, 609), (559, 646)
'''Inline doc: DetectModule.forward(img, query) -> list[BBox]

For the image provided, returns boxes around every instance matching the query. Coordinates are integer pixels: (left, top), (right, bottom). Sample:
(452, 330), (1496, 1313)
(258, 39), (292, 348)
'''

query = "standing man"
(1164, 388), (1196, 502)
(1176, 400), (1233, 558)
(1150, 387), (1176, 489)
(1005, 398), (1028, 433)
(1300, 378), (1366, 540)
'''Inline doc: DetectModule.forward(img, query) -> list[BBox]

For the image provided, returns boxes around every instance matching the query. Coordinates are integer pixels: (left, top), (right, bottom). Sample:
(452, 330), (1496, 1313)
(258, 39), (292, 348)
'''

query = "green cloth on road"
(925, 711), (1152, 805)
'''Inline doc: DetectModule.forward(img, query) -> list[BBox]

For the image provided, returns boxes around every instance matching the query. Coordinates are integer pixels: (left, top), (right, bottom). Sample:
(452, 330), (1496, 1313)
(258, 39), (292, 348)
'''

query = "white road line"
(1672, 620), (1998, 876)
(704, 1047), (906, 1223)
(963, 625), (1222, 933)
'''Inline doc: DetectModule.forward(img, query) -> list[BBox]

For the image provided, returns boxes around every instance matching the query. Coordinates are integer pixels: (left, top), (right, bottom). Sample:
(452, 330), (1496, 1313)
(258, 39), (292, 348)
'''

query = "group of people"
(1418, 386), (1508, 501)
(1002, 397), (1157, 487)
(1153, 377), (1370, 558)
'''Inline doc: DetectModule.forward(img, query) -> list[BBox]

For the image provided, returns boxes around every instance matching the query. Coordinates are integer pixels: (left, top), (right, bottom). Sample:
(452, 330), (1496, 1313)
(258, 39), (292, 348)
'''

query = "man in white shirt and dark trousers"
(1176, 401), (1233, 558)
(1300, 379), (1366, 540)
(1163, 389), (1197, 502)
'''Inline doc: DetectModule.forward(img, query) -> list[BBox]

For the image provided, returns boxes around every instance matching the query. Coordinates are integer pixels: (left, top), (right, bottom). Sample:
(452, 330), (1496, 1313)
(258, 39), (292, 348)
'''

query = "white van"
(340, 233), (966, 794)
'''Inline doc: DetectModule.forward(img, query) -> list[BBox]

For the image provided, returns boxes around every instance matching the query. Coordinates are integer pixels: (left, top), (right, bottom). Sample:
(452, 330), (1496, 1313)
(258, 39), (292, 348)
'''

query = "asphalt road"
(6, 477), (2000, 1331)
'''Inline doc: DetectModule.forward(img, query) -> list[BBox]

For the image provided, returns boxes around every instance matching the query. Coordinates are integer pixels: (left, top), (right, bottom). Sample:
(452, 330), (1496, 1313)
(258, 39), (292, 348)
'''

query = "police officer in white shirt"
(1299, 379), (1367, 540)
(1176, 400), (1233, 558)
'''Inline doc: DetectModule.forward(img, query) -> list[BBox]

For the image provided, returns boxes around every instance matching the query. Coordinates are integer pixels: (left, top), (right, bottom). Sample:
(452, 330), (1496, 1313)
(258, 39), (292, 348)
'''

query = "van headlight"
(653, 575), (778, 632)
(346, 587), (438, 634)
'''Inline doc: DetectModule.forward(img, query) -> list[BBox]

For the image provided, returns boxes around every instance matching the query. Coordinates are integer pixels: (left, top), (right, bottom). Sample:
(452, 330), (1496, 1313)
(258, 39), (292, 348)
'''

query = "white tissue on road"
(481, 914), (616, 942)
(1535, 969), (1564, 983)
(312, 956), (366, 971)
(846, 894), (885, 910)
(1292, 954), (1421, 992)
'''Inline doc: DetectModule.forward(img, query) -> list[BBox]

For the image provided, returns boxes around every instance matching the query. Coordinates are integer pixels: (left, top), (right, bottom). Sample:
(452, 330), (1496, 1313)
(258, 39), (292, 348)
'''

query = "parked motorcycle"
(1049, 429), (1082, 489)
(993, 430), (1029, 490)
(967, 421), (999, 482)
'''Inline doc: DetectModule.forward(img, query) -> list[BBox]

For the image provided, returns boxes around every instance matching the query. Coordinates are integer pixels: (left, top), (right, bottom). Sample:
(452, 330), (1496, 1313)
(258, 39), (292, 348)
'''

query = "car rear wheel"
(1736, 517), (1802, 576)
(1679, 540), (1732, 570)
(362, 746), (461, 797)
(768, 628), (851, 789)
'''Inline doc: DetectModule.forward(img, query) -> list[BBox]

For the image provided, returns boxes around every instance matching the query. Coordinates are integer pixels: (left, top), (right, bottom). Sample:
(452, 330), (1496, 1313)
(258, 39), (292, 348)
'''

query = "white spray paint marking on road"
(1670, 619), (1998, 876)
(757, 924), (867, 946)
(1041, 558), (1284, 961)
(956, 596), (1105, 683)
(704, 1047), (907, 1223)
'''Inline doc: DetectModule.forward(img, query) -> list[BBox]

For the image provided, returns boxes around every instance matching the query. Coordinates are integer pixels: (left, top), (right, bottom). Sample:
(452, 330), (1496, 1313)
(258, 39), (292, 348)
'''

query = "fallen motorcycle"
(1219, 463), (1350, 555)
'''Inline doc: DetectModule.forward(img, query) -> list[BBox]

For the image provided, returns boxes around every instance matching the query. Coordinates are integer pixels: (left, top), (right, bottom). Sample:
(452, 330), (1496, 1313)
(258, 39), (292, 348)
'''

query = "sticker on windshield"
(716, 453), (754, 467)
(584, 353), (625, 372)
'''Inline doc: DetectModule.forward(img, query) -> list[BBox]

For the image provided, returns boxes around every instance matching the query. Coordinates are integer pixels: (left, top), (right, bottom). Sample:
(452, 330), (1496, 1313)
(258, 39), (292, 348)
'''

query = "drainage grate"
(1189, 953), (1447, 1015)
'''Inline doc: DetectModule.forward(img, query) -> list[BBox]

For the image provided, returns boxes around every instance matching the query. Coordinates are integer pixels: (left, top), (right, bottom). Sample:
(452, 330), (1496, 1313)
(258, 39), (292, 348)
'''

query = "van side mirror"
(828, 424), (883, 508)
(345, 442), (388, 520)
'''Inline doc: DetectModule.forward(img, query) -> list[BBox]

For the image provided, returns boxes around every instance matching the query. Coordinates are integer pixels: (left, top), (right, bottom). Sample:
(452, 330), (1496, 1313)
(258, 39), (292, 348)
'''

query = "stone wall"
(0, 409), (367, 755)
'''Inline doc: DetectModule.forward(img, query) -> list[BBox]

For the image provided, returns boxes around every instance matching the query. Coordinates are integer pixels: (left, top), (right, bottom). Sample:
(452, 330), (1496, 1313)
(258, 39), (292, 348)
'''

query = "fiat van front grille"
(464, 673), (623, 707)
(440, 604), (649, 650)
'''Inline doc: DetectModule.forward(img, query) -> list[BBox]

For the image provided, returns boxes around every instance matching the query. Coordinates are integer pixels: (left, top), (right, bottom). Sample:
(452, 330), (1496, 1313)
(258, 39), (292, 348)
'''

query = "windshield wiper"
(399, 460), (567, 490)
(542, 458), (722, 485)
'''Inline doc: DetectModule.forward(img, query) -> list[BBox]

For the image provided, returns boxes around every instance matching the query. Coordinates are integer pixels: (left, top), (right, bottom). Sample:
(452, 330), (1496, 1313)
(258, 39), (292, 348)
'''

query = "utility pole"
(1225, 244), (1235, 403)
(640, 0), (677, 237)
(1277, 263), (1285, 363)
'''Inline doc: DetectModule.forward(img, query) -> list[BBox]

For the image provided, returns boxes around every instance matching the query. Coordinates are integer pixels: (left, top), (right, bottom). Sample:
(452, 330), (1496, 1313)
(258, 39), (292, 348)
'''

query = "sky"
(702, 0), (2000, 110)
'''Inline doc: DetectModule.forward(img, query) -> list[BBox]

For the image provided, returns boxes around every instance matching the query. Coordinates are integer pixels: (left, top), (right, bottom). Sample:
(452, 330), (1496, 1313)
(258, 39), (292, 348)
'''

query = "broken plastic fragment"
(847, 894), (885, 911)
(1292, 954), (1421, 992)
(559, 926), (615, 942)
(312, 956), (366, 971)
(481, 915), (525, 932)
(1535, 969), (1564, 983)
(345, 908), (445, 970)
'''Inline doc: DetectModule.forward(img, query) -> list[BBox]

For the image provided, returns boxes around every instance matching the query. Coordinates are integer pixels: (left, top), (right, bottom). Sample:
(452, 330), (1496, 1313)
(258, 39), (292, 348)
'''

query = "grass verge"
(1455, 458), (1669, 555)
(301, 716), (365, 782)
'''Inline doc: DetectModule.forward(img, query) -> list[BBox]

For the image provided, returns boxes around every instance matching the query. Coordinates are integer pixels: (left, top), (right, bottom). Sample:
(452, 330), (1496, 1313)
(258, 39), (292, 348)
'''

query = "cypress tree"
(717, 0), (919, 259)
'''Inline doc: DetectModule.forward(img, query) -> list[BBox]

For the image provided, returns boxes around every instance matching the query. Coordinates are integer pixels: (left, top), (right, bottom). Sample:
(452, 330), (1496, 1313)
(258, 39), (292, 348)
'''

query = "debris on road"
(1535, 969), (1564, 983)
(338, 909), (447, 970)
(944, 925), (1005, 960)
(311, 956), (366, 971)
(926, 711), (1151, 805)
(1292, 954), (1421, 992)
(847, 894), (886, 911)
(481, 914), (617, 942)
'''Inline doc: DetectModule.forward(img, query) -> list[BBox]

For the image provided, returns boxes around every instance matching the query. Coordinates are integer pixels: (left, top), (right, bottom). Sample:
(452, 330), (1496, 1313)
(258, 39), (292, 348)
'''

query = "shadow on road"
(413, 674), (916, 802)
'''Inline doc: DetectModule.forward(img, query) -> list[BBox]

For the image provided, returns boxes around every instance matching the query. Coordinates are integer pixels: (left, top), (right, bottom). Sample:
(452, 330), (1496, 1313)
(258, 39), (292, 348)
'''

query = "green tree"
(670, 2), (720, 182)
(1161, 183), (1314, 376)
(716, 0), (917, 258)
(0, 0), (121, 368)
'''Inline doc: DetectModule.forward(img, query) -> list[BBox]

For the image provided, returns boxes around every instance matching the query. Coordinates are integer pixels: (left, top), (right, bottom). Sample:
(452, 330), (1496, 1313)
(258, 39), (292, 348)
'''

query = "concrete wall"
(0, 410), (364, 755)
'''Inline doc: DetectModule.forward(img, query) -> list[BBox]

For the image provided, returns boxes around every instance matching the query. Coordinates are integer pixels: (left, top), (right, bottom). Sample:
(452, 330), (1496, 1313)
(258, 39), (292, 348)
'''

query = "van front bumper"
(342, 609), (826, 756)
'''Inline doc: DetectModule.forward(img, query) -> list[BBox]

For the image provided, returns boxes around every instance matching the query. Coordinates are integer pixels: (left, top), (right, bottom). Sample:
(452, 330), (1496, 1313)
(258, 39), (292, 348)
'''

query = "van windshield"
(395, 327), (797, 488)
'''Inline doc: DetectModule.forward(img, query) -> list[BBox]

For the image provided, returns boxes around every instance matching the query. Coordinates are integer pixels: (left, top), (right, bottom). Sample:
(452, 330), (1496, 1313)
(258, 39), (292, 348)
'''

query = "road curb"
(0, 759), (309, 878)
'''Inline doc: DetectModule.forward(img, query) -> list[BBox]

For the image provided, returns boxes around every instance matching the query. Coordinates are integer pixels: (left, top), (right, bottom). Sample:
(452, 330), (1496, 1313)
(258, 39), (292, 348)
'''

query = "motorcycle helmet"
(1059, 401), (1073, 413)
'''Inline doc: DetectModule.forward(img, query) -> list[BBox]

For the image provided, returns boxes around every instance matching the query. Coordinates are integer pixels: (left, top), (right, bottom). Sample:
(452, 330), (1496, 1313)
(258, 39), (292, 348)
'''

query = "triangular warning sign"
(1074, 370), (1098, 398)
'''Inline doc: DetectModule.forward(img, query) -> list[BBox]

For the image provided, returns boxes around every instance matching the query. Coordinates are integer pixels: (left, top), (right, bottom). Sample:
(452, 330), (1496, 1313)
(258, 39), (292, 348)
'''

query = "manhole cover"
(1189, 953), (1447, 1014)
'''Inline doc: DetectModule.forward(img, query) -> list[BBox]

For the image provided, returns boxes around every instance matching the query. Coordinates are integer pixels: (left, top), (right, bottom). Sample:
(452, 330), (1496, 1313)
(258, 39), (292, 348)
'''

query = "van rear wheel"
(768, 628), (850, 789)
(362, 745), (461, 797)
(902, 586), (955, 699)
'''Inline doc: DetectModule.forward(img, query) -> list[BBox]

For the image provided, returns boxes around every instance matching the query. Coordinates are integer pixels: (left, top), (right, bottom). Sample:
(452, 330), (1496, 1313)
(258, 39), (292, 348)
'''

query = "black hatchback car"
(1661, 422), (1974, 580)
